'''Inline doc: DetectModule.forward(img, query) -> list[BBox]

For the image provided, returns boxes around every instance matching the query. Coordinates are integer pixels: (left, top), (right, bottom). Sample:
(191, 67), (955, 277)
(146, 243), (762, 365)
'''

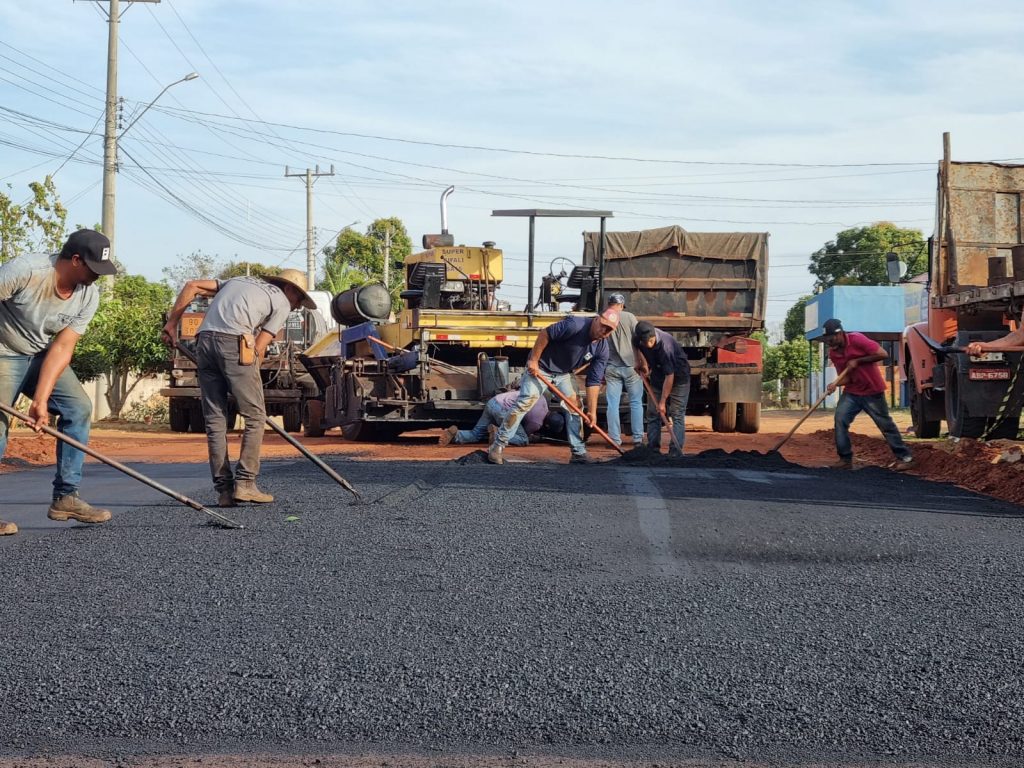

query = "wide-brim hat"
(263, 269), (317, 310)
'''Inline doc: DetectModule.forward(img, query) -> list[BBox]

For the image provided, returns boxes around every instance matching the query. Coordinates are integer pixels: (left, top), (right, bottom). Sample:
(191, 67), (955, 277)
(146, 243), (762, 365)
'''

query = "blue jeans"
(493, 371), (587, 456)
(0, 353), (93, 498)
(647, 375), (689, 455)
(604, 364), (644, 444)
(455, 398), (529, 446)
(834, 391), (911, 461)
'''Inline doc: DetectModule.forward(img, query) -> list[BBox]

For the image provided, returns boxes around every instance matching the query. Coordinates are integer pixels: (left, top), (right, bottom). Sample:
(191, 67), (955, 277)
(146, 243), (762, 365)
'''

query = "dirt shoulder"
(3, 410), (1022, 507)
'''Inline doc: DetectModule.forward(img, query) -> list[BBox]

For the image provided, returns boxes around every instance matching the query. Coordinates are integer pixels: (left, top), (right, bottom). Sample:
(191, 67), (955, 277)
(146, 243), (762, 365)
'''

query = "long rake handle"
(0, 402), (242, 529)
(174, 342), (361, 502)
(770, 369), (848, 454)
(640, 374), (683, 453)
(533, 371), (625, 456)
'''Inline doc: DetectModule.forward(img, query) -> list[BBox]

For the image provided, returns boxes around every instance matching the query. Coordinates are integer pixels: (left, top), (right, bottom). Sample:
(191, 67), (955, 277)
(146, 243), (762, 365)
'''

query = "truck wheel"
(341, 421), (377, 441)
(944, 358), (985, 438)
(908, 367), (941, 439)
(712, 401), (737, 433)
(303, 400), (325, 437)
(282, 403), (302, 433)
(737, 402), (761, 433)
(169, 399), (190, 433)
(188, 402), (205, 434)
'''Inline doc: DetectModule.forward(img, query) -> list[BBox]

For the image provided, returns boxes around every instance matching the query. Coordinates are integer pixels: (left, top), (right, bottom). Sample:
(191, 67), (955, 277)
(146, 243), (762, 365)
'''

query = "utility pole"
(383, 225), (392, 287)
(97, 0), (161, 264)
(285, 165), (335, 289)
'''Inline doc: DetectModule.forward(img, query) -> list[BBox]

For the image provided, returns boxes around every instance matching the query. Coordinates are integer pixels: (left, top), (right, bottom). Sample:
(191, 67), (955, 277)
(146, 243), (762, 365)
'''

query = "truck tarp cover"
(582, 226), (768, 329)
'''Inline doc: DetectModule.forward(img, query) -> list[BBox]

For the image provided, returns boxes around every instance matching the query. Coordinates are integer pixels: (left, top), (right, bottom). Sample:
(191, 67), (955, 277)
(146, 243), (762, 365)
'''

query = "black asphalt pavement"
(1, 452), (1023, 766)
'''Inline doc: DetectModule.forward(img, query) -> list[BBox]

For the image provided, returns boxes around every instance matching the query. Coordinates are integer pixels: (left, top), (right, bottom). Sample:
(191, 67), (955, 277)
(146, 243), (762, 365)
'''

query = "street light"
(101, 72), (199, 260)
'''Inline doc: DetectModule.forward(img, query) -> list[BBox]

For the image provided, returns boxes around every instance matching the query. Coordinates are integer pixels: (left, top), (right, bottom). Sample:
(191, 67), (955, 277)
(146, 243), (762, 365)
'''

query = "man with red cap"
(487, 310), (617, 465)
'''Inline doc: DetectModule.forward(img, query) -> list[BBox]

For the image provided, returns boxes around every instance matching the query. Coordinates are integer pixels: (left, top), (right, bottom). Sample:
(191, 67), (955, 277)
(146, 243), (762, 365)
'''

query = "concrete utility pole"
(383, 225), (392, 287)
(98, 0), (161, 263)
(285, 165), (335, 289)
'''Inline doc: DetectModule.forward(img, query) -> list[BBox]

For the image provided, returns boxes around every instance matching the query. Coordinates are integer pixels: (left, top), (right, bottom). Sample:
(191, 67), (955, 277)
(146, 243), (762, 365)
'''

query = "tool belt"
(238, 332), (257, 365)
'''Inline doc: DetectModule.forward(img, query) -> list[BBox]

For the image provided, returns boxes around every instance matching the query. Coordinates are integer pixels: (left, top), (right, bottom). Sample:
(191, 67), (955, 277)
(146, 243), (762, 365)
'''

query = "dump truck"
(581, 226), (767, 433)
(162, 290), (333, 434)
(300, 192), (614, 439)
(901, 133), (1024, 440)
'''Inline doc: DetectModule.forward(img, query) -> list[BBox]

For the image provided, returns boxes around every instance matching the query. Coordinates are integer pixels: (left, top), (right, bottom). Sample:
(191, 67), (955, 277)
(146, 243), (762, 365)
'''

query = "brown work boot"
(438, 425), (459, 446)
(892, 456), (916, 472)
(570, 452), (600, 465)
(47, 493), (112, 524)
(217, 487), (237, 508)
(828, 457), (854, 470)
(233, 480), (274, 503)
(0, 519), (17, 536)
(487, 443), (504, 465)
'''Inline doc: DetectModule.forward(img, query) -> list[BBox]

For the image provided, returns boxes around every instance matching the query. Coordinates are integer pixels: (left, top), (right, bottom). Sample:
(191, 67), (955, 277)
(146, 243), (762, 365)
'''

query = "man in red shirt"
(822, 318), (914, 471)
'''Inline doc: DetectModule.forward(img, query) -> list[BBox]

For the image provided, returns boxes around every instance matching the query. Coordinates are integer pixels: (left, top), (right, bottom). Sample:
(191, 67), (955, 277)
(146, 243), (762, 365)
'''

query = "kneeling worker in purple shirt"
(487, 310), (618, 465)
(439, 389), (559, 446)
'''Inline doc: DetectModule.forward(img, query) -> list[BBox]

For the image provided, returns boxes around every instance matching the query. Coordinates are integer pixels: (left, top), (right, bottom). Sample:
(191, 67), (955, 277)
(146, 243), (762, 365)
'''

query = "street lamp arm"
(117, 72), (198, 140)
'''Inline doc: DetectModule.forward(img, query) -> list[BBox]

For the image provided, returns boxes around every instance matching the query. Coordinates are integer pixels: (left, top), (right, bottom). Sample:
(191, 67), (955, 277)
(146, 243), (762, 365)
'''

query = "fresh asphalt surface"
(1, 451), (1023, 765)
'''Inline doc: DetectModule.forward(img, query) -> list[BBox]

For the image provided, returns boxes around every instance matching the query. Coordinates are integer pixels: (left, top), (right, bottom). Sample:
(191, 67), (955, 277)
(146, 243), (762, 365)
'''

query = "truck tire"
(908, 367), (941, 439)
(737, 402), (761, 434)
(341, 421), (377, 441)
(303, 399), (325, 438)
(282, 403), (302, 434)
(188, 401), (205, 434)
(944, 358), (985, 439)
(712, 401), (737, 433)
(169, 399), (190, 433)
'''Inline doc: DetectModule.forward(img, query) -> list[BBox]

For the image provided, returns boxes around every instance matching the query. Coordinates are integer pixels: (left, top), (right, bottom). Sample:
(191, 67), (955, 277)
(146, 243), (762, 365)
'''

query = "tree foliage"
(809, 221), (927, 290)
(318, 218), (412, 307)
(756, 332), (820, 385)
(783, 295), (812, 342)
(0, 176), (68, 263)
(73, 276), (173, 418)
(217, 261), (282, 280)
(161, 250), (220, 291)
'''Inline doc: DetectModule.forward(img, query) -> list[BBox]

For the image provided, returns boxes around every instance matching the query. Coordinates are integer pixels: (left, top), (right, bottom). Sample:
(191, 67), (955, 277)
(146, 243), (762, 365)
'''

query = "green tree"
(161, 250), (220, 291)
(757, 332), (819, 387)
(809, 221), (927, 290)
(318, 218), (412, 307)
(0, 176), (67, 263)
(73, 276), (174, 418)
(217, 260), (281, 280)
(783, 295), (812, 342)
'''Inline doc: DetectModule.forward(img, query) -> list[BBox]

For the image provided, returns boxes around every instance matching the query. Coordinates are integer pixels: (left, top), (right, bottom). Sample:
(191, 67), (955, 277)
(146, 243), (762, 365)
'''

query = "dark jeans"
(0, 353), (93, 498)
(196, 332), (267, 491)
(834, 391), (911, 460)
(646, 375), (689, 454)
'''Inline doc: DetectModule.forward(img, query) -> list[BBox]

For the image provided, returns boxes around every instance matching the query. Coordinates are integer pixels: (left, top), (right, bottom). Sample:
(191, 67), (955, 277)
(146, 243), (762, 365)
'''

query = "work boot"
(438, 425), (459, 446)
(47, 493), (112, 524)
(892, 456), (916, 472)
(217, 487), (237, 508)
(0, 519), (17, 536)
(828, 457), (854, 470)
(487, 443), (504, 465)
(233, 480), (274, 504)
(570, 452), (600, 465)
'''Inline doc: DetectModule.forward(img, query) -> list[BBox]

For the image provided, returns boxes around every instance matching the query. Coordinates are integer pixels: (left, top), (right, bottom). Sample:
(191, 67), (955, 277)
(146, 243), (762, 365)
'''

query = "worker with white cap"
(163, 269), (316, 506)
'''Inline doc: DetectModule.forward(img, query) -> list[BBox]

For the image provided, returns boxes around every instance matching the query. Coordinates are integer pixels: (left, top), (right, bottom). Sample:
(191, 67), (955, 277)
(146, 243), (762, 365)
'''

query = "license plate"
(180, 315), (203, 338)
(969, 368), (1010, 380)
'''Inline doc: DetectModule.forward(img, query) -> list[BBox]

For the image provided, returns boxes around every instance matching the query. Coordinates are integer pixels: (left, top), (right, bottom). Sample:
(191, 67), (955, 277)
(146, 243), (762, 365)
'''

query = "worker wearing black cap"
(0, 229), (118, 536)
(604, 293), (645, 447)
(634, 320), (690, 456)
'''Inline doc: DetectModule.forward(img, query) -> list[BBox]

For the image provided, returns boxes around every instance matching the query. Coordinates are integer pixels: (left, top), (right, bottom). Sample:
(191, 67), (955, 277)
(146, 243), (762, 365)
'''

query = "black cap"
(607, 292), (626, 307)
(61, 230), (116, 276)
(822, 318), (844, 336)
(634, 320), (657, 344)
(542, 411), (566, 437)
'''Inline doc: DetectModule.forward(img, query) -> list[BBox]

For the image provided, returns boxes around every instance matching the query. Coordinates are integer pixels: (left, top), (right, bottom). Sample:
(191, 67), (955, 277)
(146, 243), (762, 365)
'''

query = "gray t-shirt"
(0, 252), (99, 356)
(607, 309), (638, 367)
(198, 276), (292, 337)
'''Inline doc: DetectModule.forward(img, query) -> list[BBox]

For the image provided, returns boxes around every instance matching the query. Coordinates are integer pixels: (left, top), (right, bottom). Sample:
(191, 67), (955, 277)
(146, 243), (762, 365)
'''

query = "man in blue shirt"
(488, 310), (617, 465)
(634, 321), (690, 457)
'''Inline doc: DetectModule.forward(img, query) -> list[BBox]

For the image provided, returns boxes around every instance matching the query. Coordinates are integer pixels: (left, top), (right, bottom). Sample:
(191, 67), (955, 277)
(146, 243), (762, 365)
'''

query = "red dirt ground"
(3, 410), (1022, 507)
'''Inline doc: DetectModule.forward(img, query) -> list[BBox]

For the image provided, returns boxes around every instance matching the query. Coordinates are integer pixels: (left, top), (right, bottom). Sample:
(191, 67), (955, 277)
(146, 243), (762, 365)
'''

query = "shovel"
(173, 342), (362, 503)
(770, 369), (848, 454)
(0, 402), (243, 529)
(533, 371), (624, 455)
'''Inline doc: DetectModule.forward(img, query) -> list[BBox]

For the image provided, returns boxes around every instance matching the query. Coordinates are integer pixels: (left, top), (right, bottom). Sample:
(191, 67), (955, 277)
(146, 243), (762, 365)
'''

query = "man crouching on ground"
(0, 230), (117, 536)
(487, 310), (616, 465)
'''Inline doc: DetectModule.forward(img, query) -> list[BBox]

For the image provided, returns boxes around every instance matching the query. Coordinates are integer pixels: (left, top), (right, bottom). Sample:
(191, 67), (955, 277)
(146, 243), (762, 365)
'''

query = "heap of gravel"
(1, 456), (1024, 765)
(616, 446), (798, 470)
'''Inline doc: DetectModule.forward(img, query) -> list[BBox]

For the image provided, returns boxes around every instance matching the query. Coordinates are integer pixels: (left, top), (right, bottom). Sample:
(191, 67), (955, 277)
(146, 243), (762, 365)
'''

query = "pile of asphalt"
(617, 446), (798, 470)
(2, 456), (1023, 765)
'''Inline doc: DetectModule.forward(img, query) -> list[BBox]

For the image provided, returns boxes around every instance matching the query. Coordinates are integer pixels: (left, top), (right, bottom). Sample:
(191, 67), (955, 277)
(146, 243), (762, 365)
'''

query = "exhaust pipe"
(423, 186), (457, 249)
(440, 185), (455, 234)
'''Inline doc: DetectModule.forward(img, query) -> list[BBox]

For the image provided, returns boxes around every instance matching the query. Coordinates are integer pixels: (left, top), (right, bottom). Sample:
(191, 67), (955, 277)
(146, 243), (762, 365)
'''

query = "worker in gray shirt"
(163, 269), (315, 507)
(0, 229), (117, 536)
(603, 293), (644, 447)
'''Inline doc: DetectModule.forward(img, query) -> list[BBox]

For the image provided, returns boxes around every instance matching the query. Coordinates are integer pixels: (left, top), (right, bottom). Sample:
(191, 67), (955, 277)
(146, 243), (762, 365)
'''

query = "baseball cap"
(822, 318), (844, 337)
(598, 308), (620, 329)
(634, 320), (657, 343)
(607, 292), (626, 307)
(61, 229), (116, 276)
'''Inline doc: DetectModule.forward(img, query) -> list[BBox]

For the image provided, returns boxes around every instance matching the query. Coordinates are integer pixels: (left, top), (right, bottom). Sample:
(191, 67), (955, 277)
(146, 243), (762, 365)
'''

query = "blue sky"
(2, 0), (1023, 326)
